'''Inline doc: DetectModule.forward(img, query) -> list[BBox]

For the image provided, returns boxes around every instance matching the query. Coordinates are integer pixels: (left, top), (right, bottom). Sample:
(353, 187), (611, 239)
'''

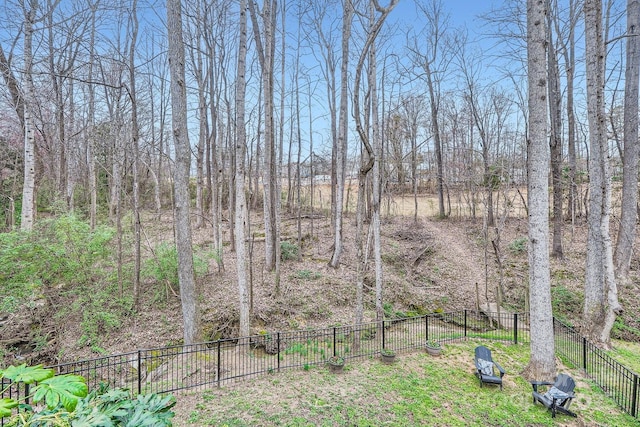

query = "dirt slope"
(4, 209), (640, 366)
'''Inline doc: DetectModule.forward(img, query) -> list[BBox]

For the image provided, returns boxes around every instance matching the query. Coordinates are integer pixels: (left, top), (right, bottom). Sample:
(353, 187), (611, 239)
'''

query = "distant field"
(303, 183), (530, 218)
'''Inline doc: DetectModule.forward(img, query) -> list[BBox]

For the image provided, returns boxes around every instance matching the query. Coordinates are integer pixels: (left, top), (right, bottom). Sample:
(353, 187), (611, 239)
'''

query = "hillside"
(1, 206), (639, 367)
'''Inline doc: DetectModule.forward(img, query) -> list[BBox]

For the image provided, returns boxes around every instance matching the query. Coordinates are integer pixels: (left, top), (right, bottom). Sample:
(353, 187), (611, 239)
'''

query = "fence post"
(513, 313), (518, 345)
(277, 332), (281, 372)
(333, 327), (337, 357)
(425, 315), (429, 342)
(582, 337), (588, 372)
(464, 310), (468, 339)
(382, 319), (386, 349)
(632, 374), (638, 418)
(137, 350), (142, 395)
(216, 340), (221, 388)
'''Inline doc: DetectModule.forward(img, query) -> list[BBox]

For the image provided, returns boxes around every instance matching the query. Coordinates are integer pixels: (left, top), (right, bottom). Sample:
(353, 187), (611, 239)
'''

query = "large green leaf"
(0, 398), (19, 418)
(32, 374), (88, 412)
(0, 364), (54, 384)
(122, 406), (171, 427)
(70, 406), (115, 427)
(134, 393), (176, 414)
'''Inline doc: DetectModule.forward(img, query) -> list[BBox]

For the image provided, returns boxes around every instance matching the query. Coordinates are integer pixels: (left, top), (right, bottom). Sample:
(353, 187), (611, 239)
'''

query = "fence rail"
(2, 310), (638, 422)
(554, 318), (639, 418)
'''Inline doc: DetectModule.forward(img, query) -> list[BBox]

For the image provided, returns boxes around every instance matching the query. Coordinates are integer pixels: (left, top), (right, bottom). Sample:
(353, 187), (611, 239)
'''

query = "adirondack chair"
(474, 345), (505, 390)
(531, 373), (578, 418)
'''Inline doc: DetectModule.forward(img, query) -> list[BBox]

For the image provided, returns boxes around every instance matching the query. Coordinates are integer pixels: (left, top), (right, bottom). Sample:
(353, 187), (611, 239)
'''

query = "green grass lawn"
(610, 340), (640, 374)
(172, 340), (638, 426)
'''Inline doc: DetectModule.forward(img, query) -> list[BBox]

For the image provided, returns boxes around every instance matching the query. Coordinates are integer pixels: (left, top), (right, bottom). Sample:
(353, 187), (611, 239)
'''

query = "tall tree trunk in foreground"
(583, 0), (623, 347)
(523, 0), (556, 381)
(167, 0), (199, 344)
(614, 0), (639, 280)
(20, 0), (38, 232)
(235, 0), (251, 338)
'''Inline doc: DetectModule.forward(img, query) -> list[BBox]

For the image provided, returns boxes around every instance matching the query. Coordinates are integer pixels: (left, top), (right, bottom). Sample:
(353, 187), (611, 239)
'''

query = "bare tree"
(304, 1), (339, 225)
(547, 5), (563, 259)
(185, 1), (209, 231)
(614, 0), (639, 280)
(128, 0), (141, 309)
(86, 0), (98, 230)
(410, 0), (453, 219)
(329, 0), (353, 268)
(393, 95), (427, 222)
(552, 0), (581, 222)
(248, 0), (279, 272)
(202, 1), (232, 271)
(583, 0), (623, 347)
(167, 0), (199, 344)
(523, 0), (555, 381)
(457, 49), (497, 227)
(352, 0), (398, 328)
(0, 44), (24, 131)
(235, 0), (251, 338)
(20, 0), (40, 231)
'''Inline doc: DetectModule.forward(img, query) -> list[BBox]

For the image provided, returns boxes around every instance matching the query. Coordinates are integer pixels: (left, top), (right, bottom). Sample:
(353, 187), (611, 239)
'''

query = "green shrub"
(0, 364), (175, 426)
(280, 241), (299, 261)
(295, 269), (321, 280)
(383, 302), (406, 319)
(508, 237), (528, 254)
(142, 242), (210, 289)
(0, 215), (115, 312)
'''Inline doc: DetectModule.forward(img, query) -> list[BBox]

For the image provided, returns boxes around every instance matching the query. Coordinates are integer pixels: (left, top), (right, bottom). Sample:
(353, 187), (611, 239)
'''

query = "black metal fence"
(1, 310), (638, 421)
(554, 317), (639, 418)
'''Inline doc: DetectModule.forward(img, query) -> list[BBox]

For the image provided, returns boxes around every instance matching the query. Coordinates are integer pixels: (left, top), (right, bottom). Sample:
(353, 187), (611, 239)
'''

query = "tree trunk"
(583, 0), (623, 347)
(235, 0), (250, 338)
(87, 2), (97, 230)
(167, 0), (199, 345)
(614, 0), (639, 280)
(352, 0), (398, 326)
(555, 0), (579, 223)
(427, 64), (445, 219)
(413, 0), (449, 219)
(20, 0), (38, 232)
(248, 0), (278, 272)
(523, 0), (556, 381)
(329, 0), (353, 268)
(547, 11), (563, 259)
(47, 4), (65, 204)
(370, 27), (384, 324)
(129, 0), (141, 310)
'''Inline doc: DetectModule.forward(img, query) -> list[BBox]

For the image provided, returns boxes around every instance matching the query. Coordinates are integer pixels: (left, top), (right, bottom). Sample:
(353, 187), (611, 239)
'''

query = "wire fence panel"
(1, 311), (637, 423)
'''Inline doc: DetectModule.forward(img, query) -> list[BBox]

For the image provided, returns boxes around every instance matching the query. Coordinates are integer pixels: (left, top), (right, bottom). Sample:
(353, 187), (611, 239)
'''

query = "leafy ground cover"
(173, 340), (637, 426)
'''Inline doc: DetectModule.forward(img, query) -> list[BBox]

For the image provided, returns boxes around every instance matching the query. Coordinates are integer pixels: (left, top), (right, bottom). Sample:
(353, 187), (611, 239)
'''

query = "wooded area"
(0, 0), (637, 369)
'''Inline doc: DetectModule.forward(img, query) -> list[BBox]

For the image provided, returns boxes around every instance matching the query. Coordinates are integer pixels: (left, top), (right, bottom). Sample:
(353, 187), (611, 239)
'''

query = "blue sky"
(393, 0), (502, 40)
